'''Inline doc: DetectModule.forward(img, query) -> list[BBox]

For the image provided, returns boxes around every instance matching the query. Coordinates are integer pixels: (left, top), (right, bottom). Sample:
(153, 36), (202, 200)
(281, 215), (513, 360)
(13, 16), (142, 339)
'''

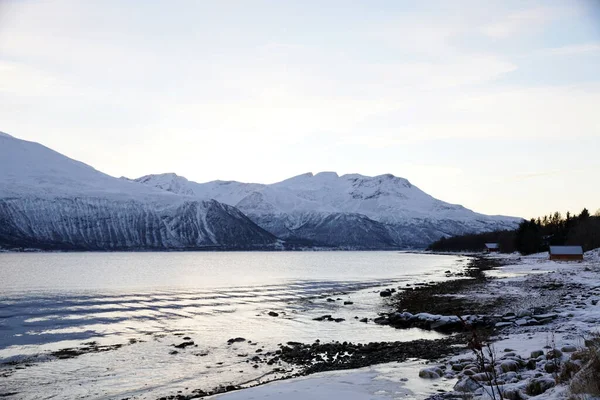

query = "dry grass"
(567, 334), (600, 399)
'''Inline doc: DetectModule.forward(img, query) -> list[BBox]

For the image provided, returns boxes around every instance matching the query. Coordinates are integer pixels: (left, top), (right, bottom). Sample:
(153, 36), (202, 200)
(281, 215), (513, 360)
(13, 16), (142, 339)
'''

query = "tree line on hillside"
(428, 208), (600, 255)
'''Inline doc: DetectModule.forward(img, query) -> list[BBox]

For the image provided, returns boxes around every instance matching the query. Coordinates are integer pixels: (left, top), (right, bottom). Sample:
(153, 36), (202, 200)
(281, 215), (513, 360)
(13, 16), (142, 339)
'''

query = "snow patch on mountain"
(0, 134), (277, 250)
(134, 172), (522, 248)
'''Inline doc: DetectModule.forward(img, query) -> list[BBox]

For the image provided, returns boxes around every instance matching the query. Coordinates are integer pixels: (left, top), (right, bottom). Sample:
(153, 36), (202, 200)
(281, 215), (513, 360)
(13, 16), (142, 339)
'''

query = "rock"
(495, 322), (514, 328)
(268, 311), (279, 317)
(343, 301), (354, 305)
(359, 318), (368, 323)
(451, 363), (465, 371)
(333, 318), (345, 323)
(526, 377), (555, 396)
(526, 359), (537, 370)
(500, 360), (519, 373)
(530, 350), (544, 358)
(471, 372), (491, 382)
(502, 371), (518, 381)
(419, 367), (442, 379)
(544, 361), (558, 373)
(173, 341), (195, 349)
(379, 290), (393, 297)
(313, 315), (333, 321)
(373, 316), (389, 325)
(503, 388), (526, 400)
(561, 345), (577, 353)
(517, 310), (532, 318)
(533, 313), (558, 320)
(454, 377), (481, 392)
(227, 337), (246, 344)
(515, 318), (530, 326)
(326, 298), (335, 302)
(546, 349), (563, 359)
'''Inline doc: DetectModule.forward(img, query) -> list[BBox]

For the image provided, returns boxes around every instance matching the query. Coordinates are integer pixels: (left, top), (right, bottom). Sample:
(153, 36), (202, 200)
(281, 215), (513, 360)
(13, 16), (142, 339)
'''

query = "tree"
(580, 208), (590, 220)
(515, 219), (543, 255)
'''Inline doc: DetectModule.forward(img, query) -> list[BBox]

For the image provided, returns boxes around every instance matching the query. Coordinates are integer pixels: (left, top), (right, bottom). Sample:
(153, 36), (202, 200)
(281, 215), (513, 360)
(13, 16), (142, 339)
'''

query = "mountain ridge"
(133, 172), (522, 248)
(0, 134), (278, 251)
(0, 131), (522, 250)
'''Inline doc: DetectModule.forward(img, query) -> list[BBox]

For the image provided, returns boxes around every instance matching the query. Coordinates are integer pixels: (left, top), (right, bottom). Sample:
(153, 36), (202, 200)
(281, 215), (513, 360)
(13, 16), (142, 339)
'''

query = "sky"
(0, 0), (599, 219)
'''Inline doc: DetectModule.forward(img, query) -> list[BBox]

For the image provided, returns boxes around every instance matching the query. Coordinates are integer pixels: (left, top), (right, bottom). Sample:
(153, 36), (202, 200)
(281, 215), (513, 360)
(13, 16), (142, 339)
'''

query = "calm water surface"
(0, 251), (467, 399)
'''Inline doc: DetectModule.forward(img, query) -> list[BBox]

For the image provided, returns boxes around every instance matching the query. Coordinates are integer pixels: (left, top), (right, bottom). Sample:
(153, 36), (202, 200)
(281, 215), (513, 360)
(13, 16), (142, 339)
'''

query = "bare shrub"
(568, 333), (600, 398)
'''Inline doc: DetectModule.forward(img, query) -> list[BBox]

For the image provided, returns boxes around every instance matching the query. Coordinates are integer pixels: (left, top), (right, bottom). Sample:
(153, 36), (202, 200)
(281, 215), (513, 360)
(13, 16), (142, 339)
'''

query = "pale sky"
(1, 0), (599, 219)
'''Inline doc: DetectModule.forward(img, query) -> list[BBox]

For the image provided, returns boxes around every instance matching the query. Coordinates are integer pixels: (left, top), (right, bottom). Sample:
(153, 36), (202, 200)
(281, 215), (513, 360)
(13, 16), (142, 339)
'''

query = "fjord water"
(0, 252), (465, 399)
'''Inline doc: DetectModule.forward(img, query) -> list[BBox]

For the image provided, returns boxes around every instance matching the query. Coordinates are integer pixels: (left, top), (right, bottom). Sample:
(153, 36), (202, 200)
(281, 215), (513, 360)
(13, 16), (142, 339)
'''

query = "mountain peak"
(134, 173), (194, 195)
(0, 131), (14, 138)
(314, 171), (339, 179)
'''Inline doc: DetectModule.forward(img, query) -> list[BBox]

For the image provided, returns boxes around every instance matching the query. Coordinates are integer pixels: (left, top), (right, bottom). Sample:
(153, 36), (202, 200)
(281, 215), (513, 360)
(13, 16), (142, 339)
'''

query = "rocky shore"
(212, 250), (600, 400)
(150, 256), (500, 399)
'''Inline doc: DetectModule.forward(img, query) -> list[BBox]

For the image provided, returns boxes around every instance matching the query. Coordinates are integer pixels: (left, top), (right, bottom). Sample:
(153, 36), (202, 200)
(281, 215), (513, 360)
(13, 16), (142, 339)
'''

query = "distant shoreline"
(0, 246), (426, 253)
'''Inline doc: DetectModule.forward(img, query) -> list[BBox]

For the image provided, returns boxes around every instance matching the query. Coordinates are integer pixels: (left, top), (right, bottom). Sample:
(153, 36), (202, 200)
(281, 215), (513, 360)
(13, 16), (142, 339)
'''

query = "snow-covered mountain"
(0, 133), (277, 250)
(133, 172), (523, 248)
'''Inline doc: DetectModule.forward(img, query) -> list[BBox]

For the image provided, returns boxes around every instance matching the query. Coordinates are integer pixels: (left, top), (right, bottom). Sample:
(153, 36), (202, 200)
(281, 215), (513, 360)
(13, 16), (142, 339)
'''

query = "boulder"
(533, 313), (558, 320)
(526, 359), (537, 370)
(454, 377), (481, 392)
(500, 360), (520, 373)
(451, 363), (465, 372)
(546, 349), (563, 360)
(526, 377), (555, 396)
(544, 362), (558, 373)
(530, 350), (544, 358)
(561, 345), (577, 353)
(419, 367), (443, 379)
(503, 388), (526, 400)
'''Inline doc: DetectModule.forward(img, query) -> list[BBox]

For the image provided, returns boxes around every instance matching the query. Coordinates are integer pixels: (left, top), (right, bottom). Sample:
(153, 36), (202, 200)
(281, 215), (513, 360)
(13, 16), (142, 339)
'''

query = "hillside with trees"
(428, 208), (600, 255)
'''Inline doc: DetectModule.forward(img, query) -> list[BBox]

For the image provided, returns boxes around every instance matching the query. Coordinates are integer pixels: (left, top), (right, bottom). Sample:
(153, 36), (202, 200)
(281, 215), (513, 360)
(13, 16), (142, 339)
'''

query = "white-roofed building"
(484, 243), (499, 252)
(549, 246), (583, 261)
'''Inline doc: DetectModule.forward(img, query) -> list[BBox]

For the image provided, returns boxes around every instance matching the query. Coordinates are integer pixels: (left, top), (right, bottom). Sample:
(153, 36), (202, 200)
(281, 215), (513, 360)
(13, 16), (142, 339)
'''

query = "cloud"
(481, 6), (565, 38)
(0, 60), (71, 96)
(539, 43), (600, 56)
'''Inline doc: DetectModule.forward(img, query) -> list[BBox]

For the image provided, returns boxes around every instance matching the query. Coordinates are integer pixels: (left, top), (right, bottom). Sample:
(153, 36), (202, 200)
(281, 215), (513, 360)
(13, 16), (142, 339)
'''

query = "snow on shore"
(214, 360), (455, 399)
(216, 249), (600, 400)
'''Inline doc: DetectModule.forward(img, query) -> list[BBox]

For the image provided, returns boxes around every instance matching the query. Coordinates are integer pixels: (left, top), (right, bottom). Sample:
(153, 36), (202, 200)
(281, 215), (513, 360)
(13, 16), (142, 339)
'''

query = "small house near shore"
(484, 243), (500, 253)
(549, 246), (583, 261)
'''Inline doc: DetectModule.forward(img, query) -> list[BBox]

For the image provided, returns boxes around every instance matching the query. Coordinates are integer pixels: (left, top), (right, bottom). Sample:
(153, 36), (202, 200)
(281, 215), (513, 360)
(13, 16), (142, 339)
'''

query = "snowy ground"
(215, 249), (600, 400)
